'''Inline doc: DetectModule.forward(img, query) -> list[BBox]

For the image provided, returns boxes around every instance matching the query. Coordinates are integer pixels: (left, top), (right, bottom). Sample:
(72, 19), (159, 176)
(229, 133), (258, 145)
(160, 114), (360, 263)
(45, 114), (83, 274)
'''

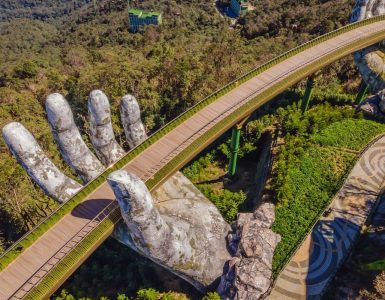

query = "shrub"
(198, 184), (246, 222)
(137, 288), (160, 300)
(202, 292), (221, 300)
(14, 61), (39, 79)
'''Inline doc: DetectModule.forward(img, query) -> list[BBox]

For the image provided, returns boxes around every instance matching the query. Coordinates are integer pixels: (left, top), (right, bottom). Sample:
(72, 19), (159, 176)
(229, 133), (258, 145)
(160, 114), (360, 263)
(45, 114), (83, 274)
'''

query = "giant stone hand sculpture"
(352, 0), (385, 108)
(2, 90), (230, 292)
(109, 170), (230, 291)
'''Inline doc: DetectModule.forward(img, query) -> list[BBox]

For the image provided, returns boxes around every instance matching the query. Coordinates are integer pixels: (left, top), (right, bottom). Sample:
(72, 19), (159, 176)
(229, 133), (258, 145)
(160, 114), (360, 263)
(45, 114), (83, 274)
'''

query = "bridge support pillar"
(355, 80), (368, 104)
(228, 117), (249, 177)
(228, 125), (241, 177)
(301, 76), (316, 113)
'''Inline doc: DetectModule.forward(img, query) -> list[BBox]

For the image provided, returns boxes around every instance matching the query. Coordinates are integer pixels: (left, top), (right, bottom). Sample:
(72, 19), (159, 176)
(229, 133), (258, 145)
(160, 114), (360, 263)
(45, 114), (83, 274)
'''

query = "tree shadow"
(196, 175), (226, 185)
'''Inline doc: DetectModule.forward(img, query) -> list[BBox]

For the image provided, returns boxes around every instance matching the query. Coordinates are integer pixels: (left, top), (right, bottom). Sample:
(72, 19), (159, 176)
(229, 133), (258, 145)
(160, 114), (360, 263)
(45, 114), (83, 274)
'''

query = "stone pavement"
(268, 135), (385, 299)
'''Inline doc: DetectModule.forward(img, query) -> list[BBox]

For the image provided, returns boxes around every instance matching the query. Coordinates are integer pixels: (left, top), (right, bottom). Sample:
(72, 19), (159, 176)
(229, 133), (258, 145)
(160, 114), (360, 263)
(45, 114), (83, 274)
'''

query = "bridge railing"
(1, 14), (385, 272)
(26, 204), (122, 299)
(9, 200), (119, 299)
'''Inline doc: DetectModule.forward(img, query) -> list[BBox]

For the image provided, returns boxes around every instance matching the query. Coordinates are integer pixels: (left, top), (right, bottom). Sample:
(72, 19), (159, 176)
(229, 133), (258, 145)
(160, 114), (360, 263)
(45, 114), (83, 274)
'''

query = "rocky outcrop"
(358, 91), (385, 121)
(2, 122), (82, 203)
(352, 0), (385, 94)
(352, 0), (385, 114)
(109, 170), (231, 292)
(218, 203), (281, 300)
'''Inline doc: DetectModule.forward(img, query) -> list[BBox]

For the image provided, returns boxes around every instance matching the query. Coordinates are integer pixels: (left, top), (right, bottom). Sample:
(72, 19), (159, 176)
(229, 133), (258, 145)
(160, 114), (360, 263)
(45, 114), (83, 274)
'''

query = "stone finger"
(45, 93), (105, 182)
(88, 90), (125, 166)
(2, 122), (83, 203)
(120, 94), (147, 149)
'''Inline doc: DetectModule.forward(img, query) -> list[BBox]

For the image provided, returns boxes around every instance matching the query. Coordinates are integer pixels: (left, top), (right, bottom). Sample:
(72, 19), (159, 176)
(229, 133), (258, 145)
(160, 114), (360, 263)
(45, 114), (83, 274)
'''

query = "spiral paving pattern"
(268, 137), (385, 299)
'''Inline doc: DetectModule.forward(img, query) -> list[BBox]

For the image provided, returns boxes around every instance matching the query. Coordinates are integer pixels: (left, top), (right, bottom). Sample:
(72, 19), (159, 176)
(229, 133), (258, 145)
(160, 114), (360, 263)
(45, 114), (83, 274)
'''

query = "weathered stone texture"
(88, 90), (125, 166)
(120, 94), (147, 149)
(218, 203), (280, 300)
(108, 170), (231, 292)
(352, 0), (385, 94)
(3, 87), (281, 299)
(2, 122), (82, 203)
(46, 93), (105, 182)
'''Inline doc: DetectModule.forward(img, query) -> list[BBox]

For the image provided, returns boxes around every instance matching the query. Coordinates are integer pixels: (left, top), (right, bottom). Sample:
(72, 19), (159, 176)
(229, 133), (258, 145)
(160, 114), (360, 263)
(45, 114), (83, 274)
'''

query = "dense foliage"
(240, 0), (355, 39)
(53, 239), (201, 299)
(0, 0), (92, 21)
(271, 104), (385, 273)
(311, 119), (385, 150)
(182, 150), (247, 222)
(54, 288), (193, 300)
(54, 289), (221, 300)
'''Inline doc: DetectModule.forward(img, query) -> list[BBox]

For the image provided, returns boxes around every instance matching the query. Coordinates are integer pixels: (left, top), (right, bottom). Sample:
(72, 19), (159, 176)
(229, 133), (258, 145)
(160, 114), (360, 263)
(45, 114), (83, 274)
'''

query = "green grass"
(364, 259), (385, 271)
(312, 119), (385, 150)
(271, 119), (385, 275)
(197, 184), (246, 223)
(272, 146), (356, 273)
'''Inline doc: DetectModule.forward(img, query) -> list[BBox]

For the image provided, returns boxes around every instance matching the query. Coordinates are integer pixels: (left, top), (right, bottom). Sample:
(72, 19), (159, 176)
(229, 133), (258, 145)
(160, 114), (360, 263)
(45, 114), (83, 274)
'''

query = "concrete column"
(355, 80), (369, 104)
(228, 125), (242, 177)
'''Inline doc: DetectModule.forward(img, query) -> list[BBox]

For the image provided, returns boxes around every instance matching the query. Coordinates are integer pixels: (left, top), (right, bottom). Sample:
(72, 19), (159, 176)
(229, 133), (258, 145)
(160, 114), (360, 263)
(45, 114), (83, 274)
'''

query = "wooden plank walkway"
(1, 20), (385, 299)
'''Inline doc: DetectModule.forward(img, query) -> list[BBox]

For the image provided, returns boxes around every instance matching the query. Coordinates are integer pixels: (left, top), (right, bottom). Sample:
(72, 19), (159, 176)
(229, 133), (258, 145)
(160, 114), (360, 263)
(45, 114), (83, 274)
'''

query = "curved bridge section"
(1, 16), (385, 299)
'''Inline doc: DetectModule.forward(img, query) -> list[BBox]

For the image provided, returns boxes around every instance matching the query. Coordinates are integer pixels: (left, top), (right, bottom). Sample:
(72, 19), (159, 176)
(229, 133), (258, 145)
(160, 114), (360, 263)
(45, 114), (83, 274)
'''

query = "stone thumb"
(107, 170), (170, 254)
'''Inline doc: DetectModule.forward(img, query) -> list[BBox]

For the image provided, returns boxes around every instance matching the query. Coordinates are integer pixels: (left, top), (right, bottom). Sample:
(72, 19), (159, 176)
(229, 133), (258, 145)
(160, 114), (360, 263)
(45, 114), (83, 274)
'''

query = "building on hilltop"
(230, 0), (249, 17)
(128, 8), (162, 32)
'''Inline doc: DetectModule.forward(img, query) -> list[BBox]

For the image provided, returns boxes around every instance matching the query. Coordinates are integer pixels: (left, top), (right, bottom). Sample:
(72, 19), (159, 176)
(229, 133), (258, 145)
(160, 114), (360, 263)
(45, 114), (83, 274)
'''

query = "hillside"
(0, 0), (93, 21)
